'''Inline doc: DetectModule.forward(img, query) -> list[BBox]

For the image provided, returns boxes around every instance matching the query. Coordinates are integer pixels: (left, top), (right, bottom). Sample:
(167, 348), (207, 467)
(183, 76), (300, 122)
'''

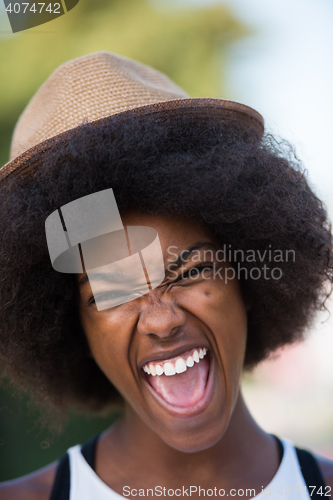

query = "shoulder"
(0, 460), (58, 500)
(314, 453), (333, 490)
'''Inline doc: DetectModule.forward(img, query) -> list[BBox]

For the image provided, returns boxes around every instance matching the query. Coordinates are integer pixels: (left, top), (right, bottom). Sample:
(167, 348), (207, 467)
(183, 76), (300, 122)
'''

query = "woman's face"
(77, 213), (248, 452)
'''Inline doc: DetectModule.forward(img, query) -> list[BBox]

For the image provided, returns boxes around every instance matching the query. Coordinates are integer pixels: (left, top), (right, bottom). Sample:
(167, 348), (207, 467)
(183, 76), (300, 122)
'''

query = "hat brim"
(0, 98), (264, 184)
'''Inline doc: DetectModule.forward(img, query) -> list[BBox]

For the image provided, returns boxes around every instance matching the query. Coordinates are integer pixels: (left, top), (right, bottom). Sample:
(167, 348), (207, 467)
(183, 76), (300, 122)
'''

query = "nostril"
(136, 303), (186, 338)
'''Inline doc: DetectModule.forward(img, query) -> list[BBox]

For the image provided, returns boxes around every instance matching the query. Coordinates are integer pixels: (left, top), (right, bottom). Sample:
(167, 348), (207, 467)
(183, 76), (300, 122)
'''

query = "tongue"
(147, 357), (209, 407)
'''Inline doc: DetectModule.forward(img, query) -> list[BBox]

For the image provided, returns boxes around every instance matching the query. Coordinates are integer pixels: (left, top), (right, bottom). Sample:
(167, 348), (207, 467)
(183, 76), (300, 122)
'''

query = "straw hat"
(0, 51), (264, 183)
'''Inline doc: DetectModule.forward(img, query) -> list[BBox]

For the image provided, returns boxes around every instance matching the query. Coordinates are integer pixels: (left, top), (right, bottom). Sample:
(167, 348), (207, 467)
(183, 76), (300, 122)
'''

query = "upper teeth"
(143, 348), (208, 377)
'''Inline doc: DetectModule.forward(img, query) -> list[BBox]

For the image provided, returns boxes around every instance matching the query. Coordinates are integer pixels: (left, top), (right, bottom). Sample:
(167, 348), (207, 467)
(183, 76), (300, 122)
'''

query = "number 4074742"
(5, 3), (61, 14)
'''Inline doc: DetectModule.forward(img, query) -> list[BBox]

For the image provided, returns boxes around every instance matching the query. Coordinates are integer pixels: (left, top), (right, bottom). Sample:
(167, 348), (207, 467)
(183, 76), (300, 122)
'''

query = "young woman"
(0, 51), (332, 500)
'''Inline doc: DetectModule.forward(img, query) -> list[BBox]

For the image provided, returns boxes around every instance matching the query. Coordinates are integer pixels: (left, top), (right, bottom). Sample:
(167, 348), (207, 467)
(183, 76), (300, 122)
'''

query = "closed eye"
(180, 262), (214, 279)
(89, 263), (215, 304)
(166, 262), (214, 288)
(88, 290), (129, 305)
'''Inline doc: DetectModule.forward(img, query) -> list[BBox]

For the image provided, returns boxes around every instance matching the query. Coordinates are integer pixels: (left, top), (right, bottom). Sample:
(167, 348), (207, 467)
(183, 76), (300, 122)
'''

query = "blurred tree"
(0, 0), (247, 481)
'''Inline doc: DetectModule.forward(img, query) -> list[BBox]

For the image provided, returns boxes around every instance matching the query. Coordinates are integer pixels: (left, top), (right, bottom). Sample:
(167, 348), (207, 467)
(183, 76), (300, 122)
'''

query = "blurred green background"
(0, 0), (247, 481)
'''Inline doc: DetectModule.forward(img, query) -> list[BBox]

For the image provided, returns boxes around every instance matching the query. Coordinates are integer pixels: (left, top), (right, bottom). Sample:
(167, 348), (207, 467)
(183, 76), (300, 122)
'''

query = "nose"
(136, 291), (186, 339)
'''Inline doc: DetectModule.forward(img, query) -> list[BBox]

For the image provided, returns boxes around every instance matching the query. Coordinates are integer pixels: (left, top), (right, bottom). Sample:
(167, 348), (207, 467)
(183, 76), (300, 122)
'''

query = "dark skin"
(1, 214), (333, 500)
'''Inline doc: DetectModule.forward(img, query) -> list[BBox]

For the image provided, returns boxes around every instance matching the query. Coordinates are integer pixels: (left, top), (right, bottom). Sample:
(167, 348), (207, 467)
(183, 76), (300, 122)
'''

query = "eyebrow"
(166, 241), (217, 273)
(78, 274), (89, 288)
(78, 241), (217, 288)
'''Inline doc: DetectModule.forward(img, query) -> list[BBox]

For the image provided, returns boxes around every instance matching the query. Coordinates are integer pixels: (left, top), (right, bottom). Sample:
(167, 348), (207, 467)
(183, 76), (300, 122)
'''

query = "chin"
(159, 417), (228, 453)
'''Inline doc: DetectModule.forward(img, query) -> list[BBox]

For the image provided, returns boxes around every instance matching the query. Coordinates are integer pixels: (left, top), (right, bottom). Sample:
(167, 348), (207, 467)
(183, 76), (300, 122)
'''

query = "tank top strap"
(49, 433), (101, 500)
(49, 452), (70, 500)
(294, 446), (327, 499)
(80, 433), (100, 469)
(273, 436), (327, 499)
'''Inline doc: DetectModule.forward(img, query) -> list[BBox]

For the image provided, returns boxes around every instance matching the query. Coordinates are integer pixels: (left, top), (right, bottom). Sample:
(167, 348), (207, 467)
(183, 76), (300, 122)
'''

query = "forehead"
(120, 212), (217, 259)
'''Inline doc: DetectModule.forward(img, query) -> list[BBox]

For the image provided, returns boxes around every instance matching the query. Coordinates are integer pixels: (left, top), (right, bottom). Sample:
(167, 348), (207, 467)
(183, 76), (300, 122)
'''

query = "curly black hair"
(0, 111), (332, 420)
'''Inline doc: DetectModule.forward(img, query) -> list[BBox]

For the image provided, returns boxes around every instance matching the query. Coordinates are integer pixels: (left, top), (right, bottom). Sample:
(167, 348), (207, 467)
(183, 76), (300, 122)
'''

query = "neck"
(101, 390), (278, 486)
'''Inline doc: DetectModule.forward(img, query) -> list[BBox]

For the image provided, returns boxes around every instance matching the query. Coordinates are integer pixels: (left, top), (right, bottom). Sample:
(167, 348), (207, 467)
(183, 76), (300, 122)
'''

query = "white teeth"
(193, 350), (200, 363)
(175, 358), (187, 374)
(143, 347), (208, 377)
(149, 363), (157, 376)
(164, 362), (176, 376)
(186, 355), (194, 367)
(155, 364), (164, 376)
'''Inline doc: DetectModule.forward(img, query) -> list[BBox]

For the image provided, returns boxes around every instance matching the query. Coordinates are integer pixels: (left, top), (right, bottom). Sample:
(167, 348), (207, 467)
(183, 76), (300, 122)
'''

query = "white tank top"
(67, 438), (311, 500)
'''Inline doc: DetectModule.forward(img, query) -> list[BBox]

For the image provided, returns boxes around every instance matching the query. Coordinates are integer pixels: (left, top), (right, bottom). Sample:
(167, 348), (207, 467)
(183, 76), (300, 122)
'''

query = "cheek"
(79, 306), (139, 392)
(173, 279), (248, 375)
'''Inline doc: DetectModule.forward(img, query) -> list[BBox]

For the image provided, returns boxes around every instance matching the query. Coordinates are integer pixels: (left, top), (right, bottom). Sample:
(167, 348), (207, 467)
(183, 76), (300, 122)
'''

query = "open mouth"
(141, 347), (212, 411)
